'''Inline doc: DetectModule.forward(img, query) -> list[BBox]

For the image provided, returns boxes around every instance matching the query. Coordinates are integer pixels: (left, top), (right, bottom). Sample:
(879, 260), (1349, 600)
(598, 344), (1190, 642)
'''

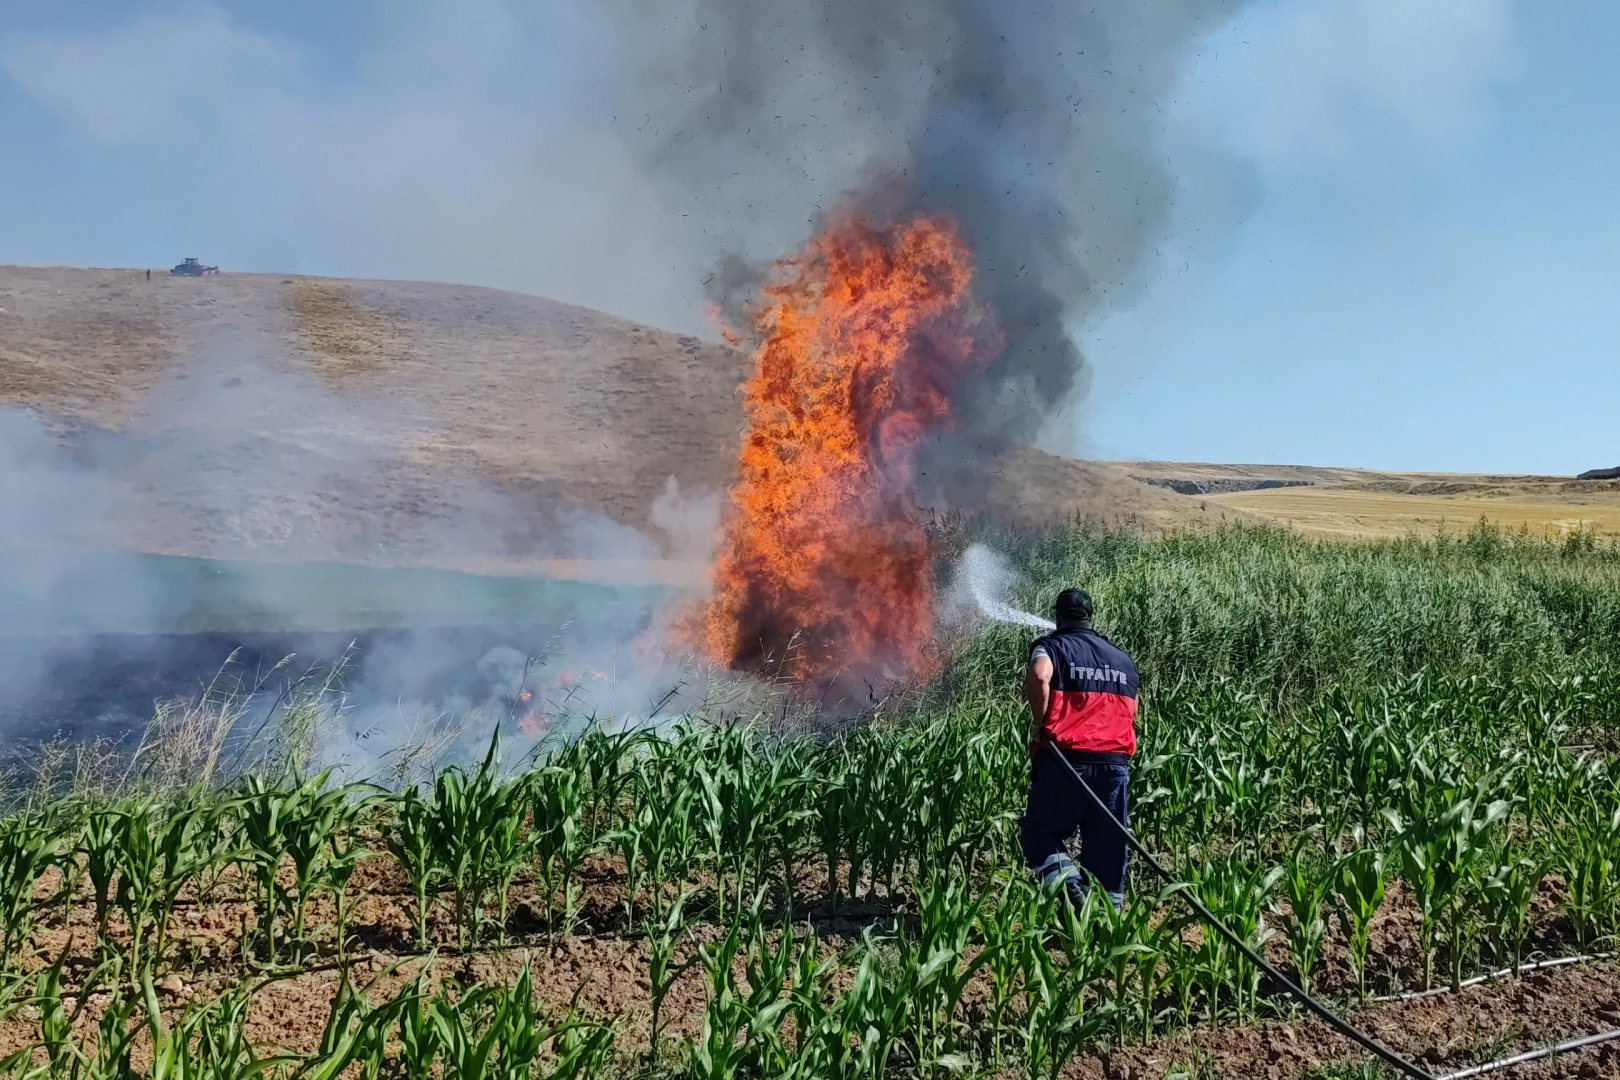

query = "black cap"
(1054, 588), (1094, 626)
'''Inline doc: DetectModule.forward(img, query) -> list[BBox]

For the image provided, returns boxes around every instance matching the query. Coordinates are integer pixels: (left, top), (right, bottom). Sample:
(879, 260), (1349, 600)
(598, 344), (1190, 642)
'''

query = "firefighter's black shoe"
(1034, 852), (1083, 902)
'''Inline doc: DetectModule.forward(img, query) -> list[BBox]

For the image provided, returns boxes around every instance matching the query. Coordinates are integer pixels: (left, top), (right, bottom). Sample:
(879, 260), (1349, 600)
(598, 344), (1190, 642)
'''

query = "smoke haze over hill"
(2, 1), (1248, 444)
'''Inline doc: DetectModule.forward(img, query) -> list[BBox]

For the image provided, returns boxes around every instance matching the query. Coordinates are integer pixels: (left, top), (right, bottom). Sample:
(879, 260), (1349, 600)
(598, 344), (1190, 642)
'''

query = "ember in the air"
(699, 212), (999, 685)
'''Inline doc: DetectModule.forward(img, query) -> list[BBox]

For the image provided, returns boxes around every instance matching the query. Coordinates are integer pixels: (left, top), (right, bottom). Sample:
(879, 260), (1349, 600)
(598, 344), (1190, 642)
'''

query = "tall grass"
(950, 520), (1620, 705)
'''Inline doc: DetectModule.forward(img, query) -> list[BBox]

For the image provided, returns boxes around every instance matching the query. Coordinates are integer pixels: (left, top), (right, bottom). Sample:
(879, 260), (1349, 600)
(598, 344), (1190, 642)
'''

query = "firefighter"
(1020, 588), (1139, 908)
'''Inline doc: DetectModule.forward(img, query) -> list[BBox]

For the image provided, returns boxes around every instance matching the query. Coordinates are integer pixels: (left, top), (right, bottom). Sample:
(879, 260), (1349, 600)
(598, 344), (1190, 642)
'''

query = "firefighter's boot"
(1034, 852), (1088, 908)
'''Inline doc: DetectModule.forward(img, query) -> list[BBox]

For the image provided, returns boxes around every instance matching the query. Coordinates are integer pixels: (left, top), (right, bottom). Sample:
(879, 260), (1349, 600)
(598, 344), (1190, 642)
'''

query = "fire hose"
(1041, 742), (1436, 1079)
(1042, 742), (1620, 1080)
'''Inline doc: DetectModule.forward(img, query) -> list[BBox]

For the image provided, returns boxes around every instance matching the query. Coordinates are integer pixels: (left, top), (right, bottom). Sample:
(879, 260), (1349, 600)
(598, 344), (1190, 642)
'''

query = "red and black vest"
(1033, 627), (1139, 755)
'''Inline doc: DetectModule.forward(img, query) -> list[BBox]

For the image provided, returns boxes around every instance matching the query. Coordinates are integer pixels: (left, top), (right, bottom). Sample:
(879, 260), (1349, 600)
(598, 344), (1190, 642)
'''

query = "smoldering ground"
(0, 349), (717, 780)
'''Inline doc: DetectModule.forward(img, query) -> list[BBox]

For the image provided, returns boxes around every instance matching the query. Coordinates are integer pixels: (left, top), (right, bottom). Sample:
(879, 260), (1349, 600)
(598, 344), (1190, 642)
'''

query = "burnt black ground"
(0, 619), (677, 778)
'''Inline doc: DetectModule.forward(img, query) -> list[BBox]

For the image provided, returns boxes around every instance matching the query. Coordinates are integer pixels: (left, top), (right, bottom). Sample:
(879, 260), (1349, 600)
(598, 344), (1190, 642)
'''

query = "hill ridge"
(0, 265), (1231, 573)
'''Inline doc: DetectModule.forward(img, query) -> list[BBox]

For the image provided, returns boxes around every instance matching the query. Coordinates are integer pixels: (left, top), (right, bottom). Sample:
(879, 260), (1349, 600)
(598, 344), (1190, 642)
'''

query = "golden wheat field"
(1207, 486), (1620, 538)
(1119, 461), (1620, 539)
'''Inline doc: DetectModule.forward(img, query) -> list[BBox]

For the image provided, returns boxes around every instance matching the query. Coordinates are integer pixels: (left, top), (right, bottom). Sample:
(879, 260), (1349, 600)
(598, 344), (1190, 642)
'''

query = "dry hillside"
(0, 266), (1229, 579)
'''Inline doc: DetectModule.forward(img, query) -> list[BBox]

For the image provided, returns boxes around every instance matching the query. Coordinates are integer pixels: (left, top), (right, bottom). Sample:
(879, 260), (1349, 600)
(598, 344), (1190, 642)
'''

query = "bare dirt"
(1080, 961), (1620, 1080)
(0, 265), (1238, 582)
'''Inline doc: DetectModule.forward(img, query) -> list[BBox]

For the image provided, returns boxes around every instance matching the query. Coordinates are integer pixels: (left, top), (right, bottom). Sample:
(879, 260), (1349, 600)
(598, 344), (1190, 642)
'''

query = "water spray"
(957, 544), (1055, 630)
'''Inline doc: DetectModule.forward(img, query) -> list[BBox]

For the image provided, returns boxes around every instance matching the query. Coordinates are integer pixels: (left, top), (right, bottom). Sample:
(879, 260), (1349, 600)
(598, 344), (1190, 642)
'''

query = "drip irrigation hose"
(1371, 951), (1616, 1003)
(1045, 745), (1620, 1078)
(1435, 1027), (1620, 1080)
(1040, 742), (1438, 1080)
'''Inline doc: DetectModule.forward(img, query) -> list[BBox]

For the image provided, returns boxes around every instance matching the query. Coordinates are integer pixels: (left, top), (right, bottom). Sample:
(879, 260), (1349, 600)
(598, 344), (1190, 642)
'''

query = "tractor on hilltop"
(170, 257), (219, 277)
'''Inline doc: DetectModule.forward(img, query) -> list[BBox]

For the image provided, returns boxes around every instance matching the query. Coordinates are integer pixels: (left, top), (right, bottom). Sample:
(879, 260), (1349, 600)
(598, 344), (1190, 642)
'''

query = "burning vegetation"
(698, 212), (1000, 686)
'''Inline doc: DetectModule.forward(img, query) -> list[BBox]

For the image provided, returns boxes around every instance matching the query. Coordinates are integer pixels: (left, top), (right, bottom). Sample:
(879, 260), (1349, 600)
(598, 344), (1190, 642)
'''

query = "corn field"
(0, 523), (1617, 1079)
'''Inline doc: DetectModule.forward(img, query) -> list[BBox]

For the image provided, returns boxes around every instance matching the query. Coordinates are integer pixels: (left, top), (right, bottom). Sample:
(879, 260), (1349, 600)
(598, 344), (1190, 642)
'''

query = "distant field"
(1122, 460), (1620, 539)
(1206, 486), (1620, 538)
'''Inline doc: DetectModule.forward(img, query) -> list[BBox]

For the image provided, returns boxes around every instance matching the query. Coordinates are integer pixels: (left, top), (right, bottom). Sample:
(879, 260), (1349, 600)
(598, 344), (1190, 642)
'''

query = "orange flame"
(700, 212), (997, 685)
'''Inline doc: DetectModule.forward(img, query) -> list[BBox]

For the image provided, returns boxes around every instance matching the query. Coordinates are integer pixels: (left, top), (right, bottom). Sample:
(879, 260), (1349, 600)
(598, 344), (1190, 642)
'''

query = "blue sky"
(2, 1), (1616, 474)
(1083, 0), (1620, 473)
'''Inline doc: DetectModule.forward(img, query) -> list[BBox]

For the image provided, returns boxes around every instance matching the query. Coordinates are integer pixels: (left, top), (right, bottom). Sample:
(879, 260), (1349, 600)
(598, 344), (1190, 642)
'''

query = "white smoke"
(0, 342), (709, 774)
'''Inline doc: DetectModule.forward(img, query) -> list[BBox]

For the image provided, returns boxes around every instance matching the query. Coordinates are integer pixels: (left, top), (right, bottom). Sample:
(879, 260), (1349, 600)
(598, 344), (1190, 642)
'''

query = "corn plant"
(397, 968), (438, 1080)
(813, 766), (857, 908)
(686, 723), (810, 920)
(299, 966), (413, 1080)
(1202, 740), (1287, 860)
(384, 786), (439, 949)
(975, 875), (1038, 1063)
(79, 807), (119, 945)
(48, 960), (158, 1080)
(778, 932), (843, 1080)
(1383, 771), (1512, 989)
(235, 768), (349, 964)
(836, 735), (913, 902)
(902, 872), (998, 1069)
(529, 765), (589, 935)
(760, 741), (825, 914)
(1332, 846), (1386, 1000)
(144, 980), (293, 1080)
(1552, 795), (1620, 948)
(403, 964), (615, 1080)
(1099, 884), (1186, 1041)
(280, 778), (373, 959)
(556, 724), (652, 843)
(0, 814), (68, 971)
(1321, 705), (1413, 842)
(31, 949), (112, 1080)
(827, 931), (913, 1080)
(1022, 883), (1115, 1080)
(910, 723), (1021, 879)
(235, 772), (299, 964)
(1277, 846), (1334, 995)
(483, 792), (529, 946)
(423, 740), (529, 949)
(1081, 888), (1156, 1042)
(1135, 892), (1191, 1037)
(1187, 857), (1283, 1022)
(102, 795), (233, 973)
(689, 895), (793, 1080)
(645, 888), (697, 1066)
(1133, 748), (1218, 855)
(0, 967), (30, 1040)
(1474, 844), (1547, 971)
(100, 798), (168, 971)
(322, 811), (372, 962)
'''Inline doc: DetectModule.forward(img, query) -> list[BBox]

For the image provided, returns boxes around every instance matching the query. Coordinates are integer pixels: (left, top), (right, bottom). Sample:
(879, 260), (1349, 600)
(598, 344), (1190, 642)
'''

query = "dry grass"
(285, 278), (408, 379)
(0, 269), (170, 413)
(1207, 485), (1620, 538)
(1123, 461), (1620, 539)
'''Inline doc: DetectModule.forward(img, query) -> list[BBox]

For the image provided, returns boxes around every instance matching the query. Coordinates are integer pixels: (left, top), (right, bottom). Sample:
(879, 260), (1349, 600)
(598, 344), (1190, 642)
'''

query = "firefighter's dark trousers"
(1019, 747), (1130, 907)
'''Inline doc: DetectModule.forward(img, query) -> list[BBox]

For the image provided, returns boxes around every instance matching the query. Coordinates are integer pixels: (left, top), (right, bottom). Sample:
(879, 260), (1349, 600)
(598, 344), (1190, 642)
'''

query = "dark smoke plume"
(612, 0), (1240, 445)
